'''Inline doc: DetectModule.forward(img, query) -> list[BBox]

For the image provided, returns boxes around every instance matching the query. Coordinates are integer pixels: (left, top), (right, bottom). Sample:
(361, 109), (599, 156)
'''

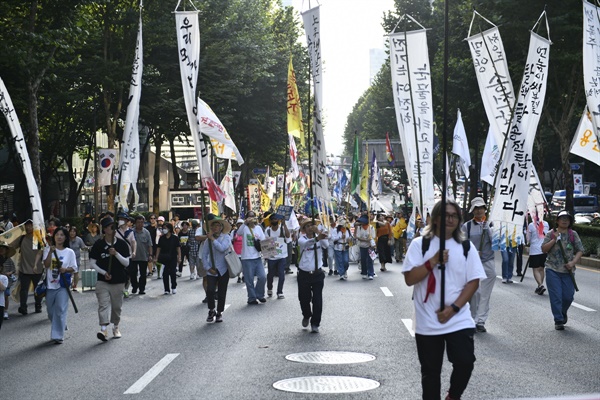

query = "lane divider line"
(401, 319), (415, 337)
(380, 287), (393, 297)
(572, 302), (597, 312)
(124, 353), (179, 394)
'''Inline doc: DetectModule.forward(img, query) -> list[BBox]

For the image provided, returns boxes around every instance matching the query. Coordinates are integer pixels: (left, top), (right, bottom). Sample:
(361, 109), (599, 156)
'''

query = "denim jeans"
(267, 258), (287, 295)
(242, 257), (266, 301)
(545, 268), (575, 323)
(501, 247), (516, 280)
(46, 287), (69, 340)
(359, 247), (374, 277)
(334, 250), (349, 276)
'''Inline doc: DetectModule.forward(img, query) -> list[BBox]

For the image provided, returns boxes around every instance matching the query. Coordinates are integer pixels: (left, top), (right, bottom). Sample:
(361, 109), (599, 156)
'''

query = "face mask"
(118, 220), (126, 227)
(161, 229), (168, 234)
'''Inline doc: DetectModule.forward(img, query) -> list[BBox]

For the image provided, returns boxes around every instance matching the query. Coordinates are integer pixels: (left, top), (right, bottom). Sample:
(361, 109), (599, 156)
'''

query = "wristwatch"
(450, 303), (460, 313)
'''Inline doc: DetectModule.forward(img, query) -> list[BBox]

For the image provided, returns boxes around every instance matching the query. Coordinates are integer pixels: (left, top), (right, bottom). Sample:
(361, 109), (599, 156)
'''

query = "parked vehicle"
(550, 190), (598, 215)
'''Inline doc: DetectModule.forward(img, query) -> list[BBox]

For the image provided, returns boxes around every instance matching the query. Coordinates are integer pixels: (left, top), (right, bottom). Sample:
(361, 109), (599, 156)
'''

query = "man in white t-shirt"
(265, 214), (291, 299)
(403, 200), (486, 400)
(237, 211), (266, 304)
(527, 215), (550, 295)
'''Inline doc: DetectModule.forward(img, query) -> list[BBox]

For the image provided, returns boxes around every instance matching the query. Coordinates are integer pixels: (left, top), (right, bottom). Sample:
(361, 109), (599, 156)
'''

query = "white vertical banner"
(573, 173), (584, 194)
(389, 29), (435, 215)
(302, 6), (330, 202)
(174, 11), (224, 201)
(117, 14), (143, 212)
(98, 149), (119, 187)
(570, 107), (600, 166)
(197, 97), (244, 165)
(527, 166), (547, 222)
(480, 126), (501, 185)
(466, 25), (516, 149)
(489, 32), (551, 247)
(0, 78), (46, 247)
(219, 159), (237, 213)
(451, 109), (471, 178)
(583, 1), (600, 139)
(288, 133), (299, 178)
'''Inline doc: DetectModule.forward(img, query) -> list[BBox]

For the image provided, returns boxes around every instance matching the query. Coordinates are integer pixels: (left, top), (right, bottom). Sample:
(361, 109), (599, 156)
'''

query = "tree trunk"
(169, 138), (180, 190)
(153, 137), (162, 213)
(26, 85), (42, 194)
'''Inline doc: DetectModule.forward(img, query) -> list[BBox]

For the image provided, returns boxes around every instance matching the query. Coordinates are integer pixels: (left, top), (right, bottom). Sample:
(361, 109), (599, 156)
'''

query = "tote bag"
(225, 246), (242, 278)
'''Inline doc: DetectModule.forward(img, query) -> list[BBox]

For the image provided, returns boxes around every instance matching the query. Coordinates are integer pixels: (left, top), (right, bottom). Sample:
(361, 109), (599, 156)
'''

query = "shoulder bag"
(225, 246), (242, 278)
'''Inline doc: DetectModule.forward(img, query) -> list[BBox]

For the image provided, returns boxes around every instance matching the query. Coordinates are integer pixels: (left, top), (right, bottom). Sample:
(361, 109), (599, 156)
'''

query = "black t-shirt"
(157, 234), (180, 265)
(90, 237), (131, 284)
(147, 225), (157, 248)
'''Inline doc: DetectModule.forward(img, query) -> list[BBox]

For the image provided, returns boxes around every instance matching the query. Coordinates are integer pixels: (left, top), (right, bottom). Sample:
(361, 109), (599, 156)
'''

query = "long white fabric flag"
(197, 97), (244, 165)
(480, 126), (501, 185)
(98, 149), (118, 187)
(219, 159), (237, 212)
(451, 109), (471, 178)
(0, 78), (46, 247)
(467, 25), (516, 149)
(175, 11), (224, 201)
(302, 6), (330, 202)
(489, 32), (551, 247)
(583, 1), (600, 139)
(117, 15), (143, 212)
(389, 28), (435, 215)
(570, 107), (600, 166)
(289, 133), (299, 179)
(527, 166), (547, 221)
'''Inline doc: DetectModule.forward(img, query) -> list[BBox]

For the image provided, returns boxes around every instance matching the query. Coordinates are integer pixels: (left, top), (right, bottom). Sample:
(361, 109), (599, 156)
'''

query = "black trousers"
(415, 328), (476, 400)
(178, 247), (190, 272)
(163, 261), (178, 291)
(19, 273), (42, 310)
(297, 269), (325, 327)
(206, 270), (229, 312)
(128, 261), (147, 292)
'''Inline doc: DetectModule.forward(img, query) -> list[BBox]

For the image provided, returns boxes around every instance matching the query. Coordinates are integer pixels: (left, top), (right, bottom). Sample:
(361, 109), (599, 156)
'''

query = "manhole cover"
(285, 351), (376, 364)
(273, 376), (380, 393)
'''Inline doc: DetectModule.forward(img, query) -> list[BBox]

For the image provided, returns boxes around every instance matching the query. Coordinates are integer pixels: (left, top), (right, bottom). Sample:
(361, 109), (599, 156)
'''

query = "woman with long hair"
(331, 218), (350, 280)
(155, 222), (181, 295)
(43, 227), (77, 344)
(375, 213), (393, 272)
(68, 226), (86, 291)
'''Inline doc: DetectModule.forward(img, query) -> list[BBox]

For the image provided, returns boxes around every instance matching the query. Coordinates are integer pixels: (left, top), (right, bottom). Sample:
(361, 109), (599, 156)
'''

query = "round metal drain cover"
(285, 351), (376, 364)
(273, 376), (380, 393)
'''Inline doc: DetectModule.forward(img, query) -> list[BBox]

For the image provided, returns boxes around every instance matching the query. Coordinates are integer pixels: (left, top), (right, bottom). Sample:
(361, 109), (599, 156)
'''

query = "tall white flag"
(175, 11), (224, 201)
(302, 6), (330, 201)
(117, 14), (143, 212)
(0, 78), (46, 247)
(197, 98), (244, 165)
(570, 107), (600, 166)
(489, 31), (551, 247)
(220, 159), (237, 212)
(288, 134), (299, 178)
(480, 126), (501, 185)
(389, 28), (435, 215)
(451, 109), (471, 178)
(583, 1), (600, 139)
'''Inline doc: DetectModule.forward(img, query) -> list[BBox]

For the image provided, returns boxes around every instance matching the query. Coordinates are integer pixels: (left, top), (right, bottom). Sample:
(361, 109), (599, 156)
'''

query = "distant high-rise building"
(369, 48), (386, 85)
(281, 0), (293, 7)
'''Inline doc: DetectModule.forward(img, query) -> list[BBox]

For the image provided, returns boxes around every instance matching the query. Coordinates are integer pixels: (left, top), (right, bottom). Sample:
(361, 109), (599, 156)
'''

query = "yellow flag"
(359, 150), (369, 205)
(287, 57), (304, 146)
(211, 200), (219, 216)
(261, 191), (271, 212)
(275, 192), (284, 208)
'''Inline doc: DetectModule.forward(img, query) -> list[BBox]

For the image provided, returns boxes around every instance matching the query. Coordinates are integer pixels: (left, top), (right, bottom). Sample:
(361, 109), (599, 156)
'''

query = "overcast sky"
(292, 0), (396, 156)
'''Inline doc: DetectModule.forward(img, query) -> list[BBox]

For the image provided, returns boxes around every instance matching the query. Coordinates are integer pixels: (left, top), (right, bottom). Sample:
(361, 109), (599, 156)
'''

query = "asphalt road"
(1, 251), (599, 400)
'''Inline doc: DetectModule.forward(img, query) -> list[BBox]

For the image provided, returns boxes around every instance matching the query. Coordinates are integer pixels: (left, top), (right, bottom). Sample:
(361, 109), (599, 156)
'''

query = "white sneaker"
(164, 291), (170, 295)
(267, 290), (273, 297)
(368, 276), (374, 280)
(277, 294), (285, 299)
(172, 288), (177, 294)
(113, 326), (122, 338)
(3, 312), (8, 320)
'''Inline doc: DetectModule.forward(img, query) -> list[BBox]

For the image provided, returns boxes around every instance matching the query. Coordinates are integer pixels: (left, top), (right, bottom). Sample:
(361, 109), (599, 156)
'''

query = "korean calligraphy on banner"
(302, 6), (330, 202)
(389, 29), (435, 215)
(0, 77), (46, 248)
(527, 167), (548, 222)
(489, 32), (551, 247)
(117, 14), (143, 212)
(247, 184), (261, 212)
(583, 1), (600, 140)
(570, 107), (600, 166)
(466, 26), (516, 149)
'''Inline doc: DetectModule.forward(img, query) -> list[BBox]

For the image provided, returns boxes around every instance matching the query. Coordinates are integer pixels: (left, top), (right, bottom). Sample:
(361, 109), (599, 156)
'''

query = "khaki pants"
(96, 280), (125, 326)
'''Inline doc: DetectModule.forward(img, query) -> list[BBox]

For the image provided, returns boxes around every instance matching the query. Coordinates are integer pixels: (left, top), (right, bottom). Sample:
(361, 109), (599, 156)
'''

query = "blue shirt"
(201, 234), (232, 276)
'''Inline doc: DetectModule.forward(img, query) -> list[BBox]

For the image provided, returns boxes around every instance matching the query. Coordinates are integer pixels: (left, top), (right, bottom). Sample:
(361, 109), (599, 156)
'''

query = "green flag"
(350, 135), (360, 193)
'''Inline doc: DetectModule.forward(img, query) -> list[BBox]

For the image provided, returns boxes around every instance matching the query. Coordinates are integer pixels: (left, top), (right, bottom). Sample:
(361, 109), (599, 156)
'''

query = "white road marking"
(124, 353), (179, 394)
(380, 287), (393, 297)
(495, 276), (520, 283)
(572, 302), (596, 312)
(401, 319), (415, 337)
(224, 304), (231, 311)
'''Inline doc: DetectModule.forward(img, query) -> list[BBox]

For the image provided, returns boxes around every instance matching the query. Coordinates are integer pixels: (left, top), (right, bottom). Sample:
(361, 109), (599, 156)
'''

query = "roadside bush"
(579, 236), (600, 257)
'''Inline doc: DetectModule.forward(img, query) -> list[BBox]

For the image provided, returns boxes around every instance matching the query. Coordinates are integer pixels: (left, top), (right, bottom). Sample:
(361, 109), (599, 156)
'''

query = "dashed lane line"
(572, 302), (596, 312)
(380, 287), (393, 297)
(124, 353), (179, 394)
(401, 319), (415, 337)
